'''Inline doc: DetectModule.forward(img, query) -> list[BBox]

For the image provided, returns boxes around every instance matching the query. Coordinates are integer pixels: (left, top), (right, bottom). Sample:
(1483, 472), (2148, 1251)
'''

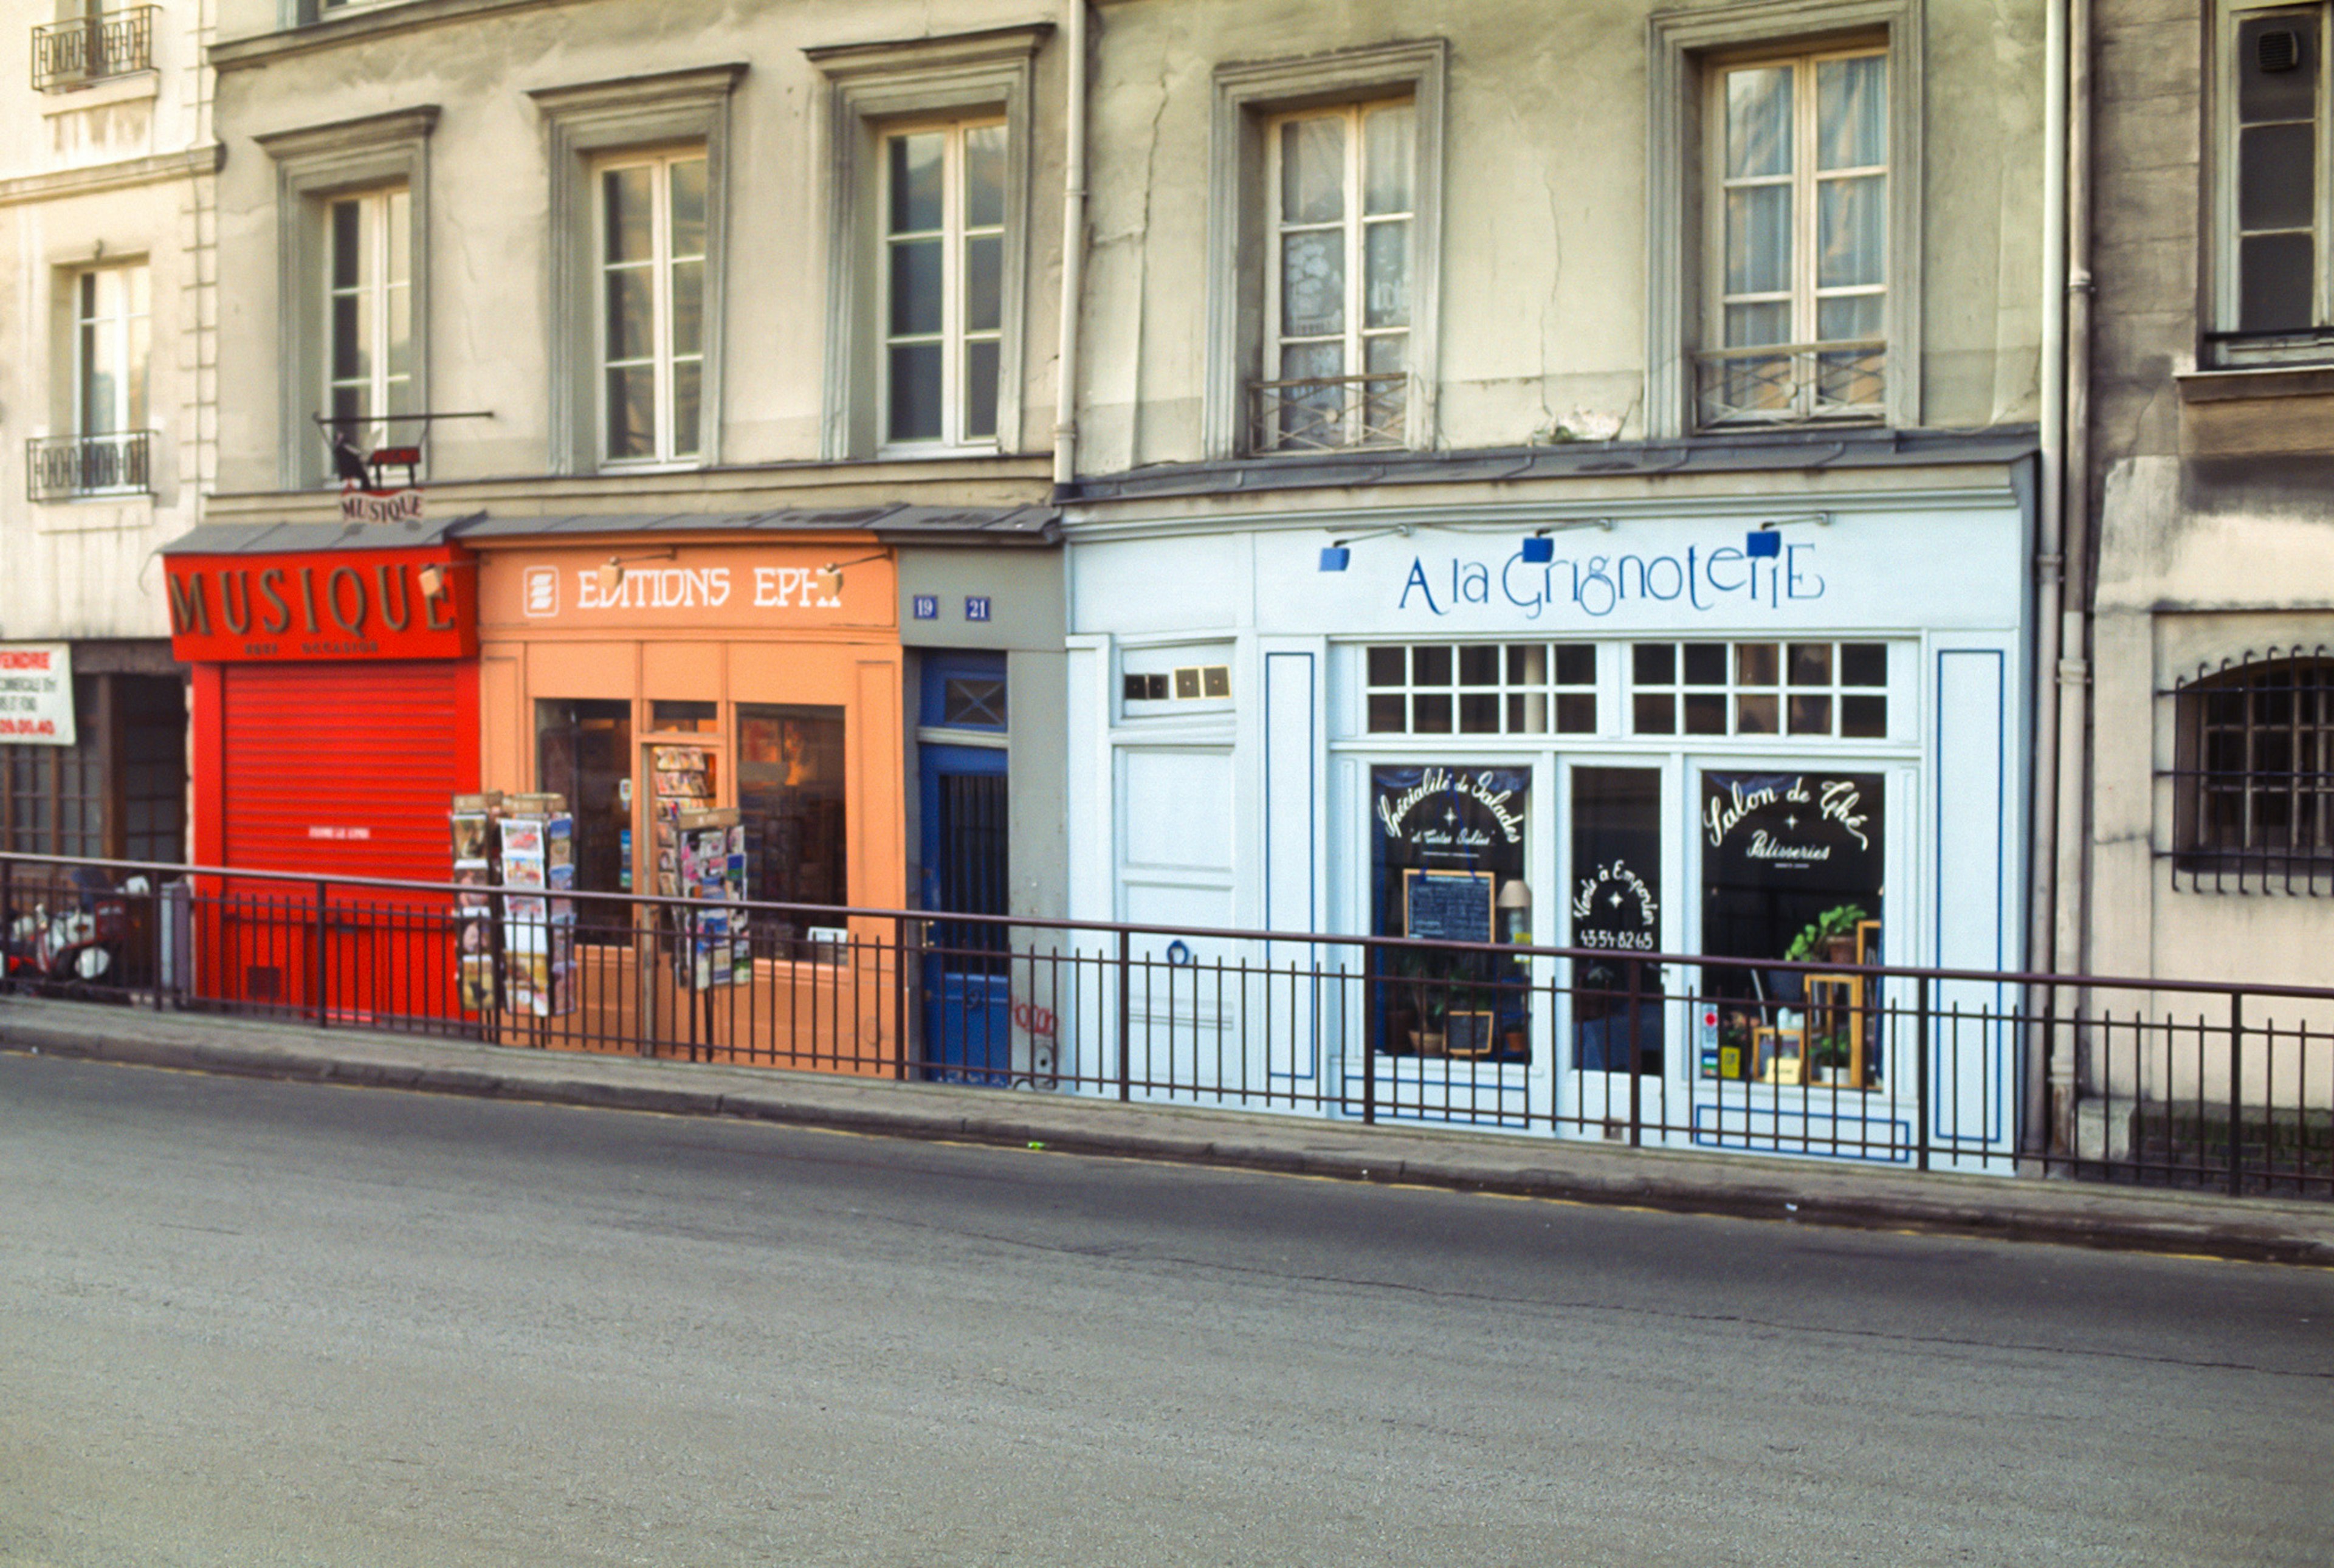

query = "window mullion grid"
(943, 127), (963, 449)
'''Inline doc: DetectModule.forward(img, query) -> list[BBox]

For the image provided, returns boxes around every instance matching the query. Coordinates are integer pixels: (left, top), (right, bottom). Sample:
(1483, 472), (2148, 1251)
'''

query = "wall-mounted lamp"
(1317, 524), (1414, 572)
(1747, 512), (1830, 558)
(417, 563), (447, 599)
(595, 548), (680, 595)
(818, 551), (889, 599)
(1520, 518), (1616, 563)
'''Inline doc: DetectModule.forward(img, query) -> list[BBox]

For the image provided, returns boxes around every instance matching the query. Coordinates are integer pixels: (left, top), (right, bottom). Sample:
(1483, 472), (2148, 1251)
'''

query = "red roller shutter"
(221, 661), (472, 880)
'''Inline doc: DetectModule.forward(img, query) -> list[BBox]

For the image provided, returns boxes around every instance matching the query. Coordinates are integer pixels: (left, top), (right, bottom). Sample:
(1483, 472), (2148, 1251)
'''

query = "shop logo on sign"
(522, 567), (559, 617)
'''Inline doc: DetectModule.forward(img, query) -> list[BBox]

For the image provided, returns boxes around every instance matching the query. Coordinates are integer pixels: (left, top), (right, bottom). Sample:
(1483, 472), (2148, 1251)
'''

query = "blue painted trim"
(918, 648), (1009, 734)
(1262, 652), (1321, 1084)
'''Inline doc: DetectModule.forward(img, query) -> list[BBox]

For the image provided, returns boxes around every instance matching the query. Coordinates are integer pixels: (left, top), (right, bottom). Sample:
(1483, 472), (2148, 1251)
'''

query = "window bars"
(30, 7), (155, 91)
(2167, 648), (2334, 893)
(1250, 371), (1408, 453)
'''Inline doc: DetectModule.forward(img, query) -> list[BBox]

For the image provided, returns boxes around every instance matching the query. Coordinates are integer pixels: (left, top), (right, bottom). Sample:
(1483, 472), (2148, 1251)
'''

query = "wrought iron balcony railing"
(30, 7), (156, 92)
(1695, 339), (1886, 430)
(27, 432), (153, 501)
(1250, 372), (1408, 455)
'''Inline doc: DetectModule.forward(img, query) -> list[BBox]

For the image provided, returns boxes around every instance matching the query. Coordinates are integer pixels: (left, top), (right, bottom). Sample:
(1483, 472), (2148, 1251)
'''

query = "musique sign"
(164, 548), (477, 663)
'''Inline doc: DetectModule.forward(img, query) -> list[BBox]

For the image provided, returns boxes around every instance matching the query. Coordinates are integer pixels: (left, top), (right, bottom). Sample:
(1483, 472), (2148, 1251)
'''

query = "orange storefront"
(470, 525), (905, 1069)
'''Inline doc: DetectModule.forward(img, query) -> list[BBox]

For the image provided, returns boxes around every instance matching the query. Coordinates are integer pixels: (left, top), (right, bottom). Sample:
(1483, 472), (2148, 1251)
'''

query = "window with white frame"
(2212, 4), (2334, 361)
(325, 189), (411, 455)
(1701, 46), (1888, 427)
(882, 120), (1005, 449)
(1365, 642), (1597, 735)
(598, 150), (706, 464)
(1629, 640), (1890, 738)
(75, 263), (148, 438)
(1258, 100), (1415, 453)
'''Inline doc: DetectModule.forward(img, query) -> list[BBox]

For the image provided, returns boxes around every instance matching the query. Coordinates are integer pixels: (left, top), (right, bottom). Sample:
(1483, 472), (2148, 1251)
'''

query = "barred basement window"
(1630, 640), (1887, 738)
(2169, 650), (2334, 892)
(1366, 643), (1596, 735)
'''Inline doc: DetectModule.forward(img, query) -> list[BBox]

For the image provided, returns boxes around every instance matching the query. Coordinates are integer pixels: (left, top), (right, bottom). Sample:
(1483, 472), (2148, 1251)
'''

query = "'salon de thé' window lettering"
(600, 150), (706, 464)
(1258, 100), (1414, 453)
(884, 121), (1006, 448)
(1630, 641), (1887, 738)
(1366, 644), (1596, 735)
(1702, 47), (1887, 427)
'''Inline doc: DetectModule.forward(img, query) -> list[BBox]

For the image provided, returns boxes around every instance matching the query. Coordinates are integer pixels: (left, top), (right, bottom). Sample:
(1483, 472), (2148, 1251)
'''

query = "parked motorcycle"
(4, 869), (145, 994)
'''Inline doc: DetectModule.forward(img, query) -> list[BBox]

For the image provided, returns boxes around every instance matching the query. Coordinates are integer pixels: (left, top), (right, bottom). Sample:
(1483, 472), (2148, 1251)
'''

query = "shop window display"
(738, 704), (847, 959)
(1631, 640), (1887, 738)
(534, 699), (633, 908)
(1570, 767), (1665, 1073)
(1369, 765), (1533, 1062)
(1699, 770), (1884, 1087)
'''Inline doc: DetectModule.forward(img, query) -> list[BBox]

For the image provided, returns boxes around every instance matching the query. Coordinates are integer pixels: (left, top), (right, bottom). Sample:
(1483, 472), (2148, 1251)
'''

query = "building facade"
(1, 0), (216, 866)
(1056, 0), (2050, 1158)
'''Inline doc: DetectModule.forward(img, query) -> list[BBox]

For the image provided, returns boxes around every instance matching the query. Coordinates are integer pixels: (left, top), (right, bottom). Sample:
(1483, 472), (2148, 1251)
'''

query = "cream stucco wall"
(0, 0), (216, 644)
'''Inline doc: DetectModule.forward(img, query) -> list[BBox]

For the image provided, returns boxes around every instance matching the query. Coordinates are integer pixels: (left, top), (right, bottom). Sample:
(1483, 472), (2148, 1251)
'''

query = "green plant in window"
(1783, 904), (1869, 964)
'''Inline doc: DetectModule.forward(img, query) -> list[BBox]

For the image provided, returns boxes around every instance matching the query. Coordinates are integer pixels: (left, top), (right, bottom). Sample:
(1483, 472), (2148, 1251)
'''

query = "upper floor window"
(326, 189), (411, 456)
(598, 150), (706, 466)
(883, 122), (1005, 450)
(2170, 653), (2334, 892)
(75, 263), (148, 438)
(32, 3), (154, 91)
(1700, 47), (1888, 428)
(1255, 100), (1414, 454)
(2212, 5), (2334, 362)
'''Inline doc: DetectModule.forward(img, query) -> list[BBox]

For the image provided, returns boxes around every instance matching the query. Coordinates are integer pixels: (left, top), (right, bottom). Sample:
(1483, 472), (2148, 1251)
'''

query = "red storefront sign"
(165, 548), (476, 663)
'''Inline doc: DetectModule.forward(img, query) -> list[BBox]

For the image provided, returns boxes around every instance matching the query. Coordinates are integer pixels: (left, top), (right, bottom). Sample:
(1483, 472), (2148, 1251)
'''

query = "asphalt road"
(1, 1052), (2329, 1568)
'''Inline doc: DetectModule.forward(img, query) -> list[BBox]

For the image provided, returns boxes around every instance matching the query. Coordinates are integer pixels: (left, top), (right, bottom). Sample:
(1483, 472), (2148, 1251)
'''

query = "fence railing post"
(1915, 974), (1930, 1172)
(312, 878), (329, 1027)
(1116, 928), (1132, 1102)
(1360, 946), (1377, 1125)
(2227, 989), (2245, 1197)
(1625, 957), (1643, 1149)
(892, 914), (910, 1082)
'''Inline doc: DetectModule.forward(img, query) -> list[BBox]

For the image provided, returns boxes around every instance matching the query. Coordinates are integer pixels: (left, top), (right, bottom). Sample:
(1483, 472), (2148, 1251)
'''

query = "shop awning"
(446, 505), (1060, 545)
(160, 514), (485, 555)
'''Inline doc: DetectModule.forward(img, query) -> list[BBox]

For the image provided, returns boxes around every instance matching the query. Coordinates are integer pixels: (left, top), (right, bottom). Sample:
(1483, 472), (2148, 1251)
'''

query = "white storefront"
(1064, 475), (2034, 1170)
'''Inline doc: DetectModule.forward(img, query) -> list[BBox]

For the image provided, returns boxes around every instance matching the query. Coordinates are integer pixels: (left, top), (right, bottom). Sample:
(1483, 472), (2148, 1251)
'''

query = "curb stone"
(4, 997), (2330, 1267)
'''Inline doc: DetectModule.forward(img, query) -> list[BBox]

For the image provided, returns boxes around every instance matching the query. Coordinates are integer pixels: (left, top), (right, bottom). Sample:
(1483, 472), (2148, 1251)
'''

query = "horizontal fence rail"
(4, 851), (2329, 1198)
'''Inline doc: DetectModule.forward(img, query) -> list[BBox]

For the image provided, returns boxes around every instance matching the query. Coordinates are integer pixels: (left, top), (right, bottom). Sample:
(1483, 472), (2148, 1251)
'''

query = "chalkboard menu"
(1404, 868), (1494, 944)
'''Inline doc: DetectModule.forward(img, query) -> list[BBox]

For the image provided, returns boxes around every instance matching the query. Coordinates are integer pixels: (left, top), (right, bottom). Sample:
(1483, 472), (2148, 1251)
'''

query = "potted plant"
(1785, 904), (1870, 967)
(1808, 1032), (1854, 1085)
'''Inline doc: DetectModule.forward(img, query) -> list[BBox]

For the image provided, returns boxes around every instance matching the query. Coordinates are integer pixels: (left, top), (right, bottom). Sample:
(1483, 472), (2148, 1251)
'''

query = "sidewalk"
(5, 995), (2330, 1266)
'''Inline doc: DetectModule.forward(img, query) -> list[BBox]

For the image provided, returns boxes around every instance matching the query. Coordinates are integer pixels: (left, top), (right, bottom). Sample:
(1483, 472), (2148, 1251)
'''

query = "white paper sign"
(0, 644), (74, 746)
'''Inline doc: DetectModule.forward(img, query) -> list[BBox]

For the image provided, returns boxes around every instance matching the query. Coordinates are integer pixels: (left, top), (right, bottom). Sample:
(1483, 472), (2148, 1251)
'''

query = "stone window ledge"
(2177, 363), (2334, 404)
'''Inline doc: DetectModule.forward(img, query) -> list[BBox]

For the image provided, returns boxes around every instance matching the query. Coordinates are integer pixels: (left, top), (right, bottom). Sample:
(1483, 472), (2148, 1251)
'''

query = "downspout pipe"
(2026, 0), (2071, 1163)
(1052, 0), (1089, 490)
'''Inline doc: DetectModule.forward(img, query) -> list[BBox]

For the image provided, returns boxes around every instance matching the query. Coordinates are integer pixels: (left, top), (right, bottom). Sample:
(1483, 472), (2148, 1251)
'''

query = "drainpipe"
(2026, 0), (2071, 1163)
(2053, 0), (2097, 1138)
(1052, 0), (1089, 490)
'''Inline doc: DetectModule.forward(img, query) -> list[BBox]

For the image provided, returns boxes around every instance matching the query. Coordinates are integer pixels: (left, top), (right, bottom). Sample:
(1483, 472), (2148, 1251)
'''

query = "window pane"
(1412, 645), (1452, 685)
(1633, 643), (1675, 685)
(889, 132), (945, 233)
(1281, 115), (1346, 223)
(670, 258), (703, 357)
(1685, 693), (1729, 734)
(1634, 693), (1676, 734)
(965, 233), (1003, 334)
(332, 384), (368, 427)
(1818, 294), (1884, 342)
(332, 292), (366, 380)
(669, 157), (707, 257)
(1363, 102), (1415, 215)
(672, 361), (702, 458)
(1364, 219), (1410, 328)
(1683, 642), (1728, 685)
(1364, 332), (1408, 375)
(1556, 693), (1598, 734)
(1368, 693), (1405, 732)
(331, 199), (363, 289)
(1841, 695), (1888, 738)
(605, 364), (655, 458)
(1726, 66), (1792, 178)
(1736, 642), (1779, 686)
(1789, 694), (1834, 734)
(1281, 229), (1346, 337)
(2241, 232), (2315, 332)
(1817, 174), (1885, 289)
(1840, 642), (1888, 686)
(963, 339), (999, 441)
(890, 238), (945, 336)
(965, 123), (1007, 229)
(2240, 121), (2316, 232)
(1508, 692), (1548, 732)
(1368, 646), (1405, 685)
(1555, 644), (1596, 686)
(1460, 694), (1501, 734)
(604, 167), (653, 263)
(1726, 185), (1792, 295)
(1725, 299), (1792, 349)
(2239, 13), (2319, 122)
(889, 342), (943, 441)
(1458, 644), (1499, 686)
(1507, 644), (1547, 684)
(1817, 55), (1886, 170)
(1281, 339), (1344, 383)
(605, 268), (653, 362)
(1412, 693), (1452, 733)
(1735, 693), (1778, 733)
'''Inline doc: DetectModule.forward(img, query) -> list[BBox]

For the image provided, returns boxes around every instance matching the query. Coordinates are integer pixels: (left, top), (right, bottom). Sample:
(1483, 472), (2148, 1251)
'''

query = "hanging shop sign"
(164, 549), (477, 663)
(0, 643), (75, 746)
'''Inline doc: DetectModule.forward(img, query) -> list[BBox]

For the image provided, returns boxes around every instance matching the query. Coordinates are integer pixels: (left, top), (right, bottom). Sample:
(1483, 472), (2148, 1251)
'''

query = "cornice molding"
(0, 145), (222, 208)
(254, 105), (441, 162)
(212, 0), (564, 72)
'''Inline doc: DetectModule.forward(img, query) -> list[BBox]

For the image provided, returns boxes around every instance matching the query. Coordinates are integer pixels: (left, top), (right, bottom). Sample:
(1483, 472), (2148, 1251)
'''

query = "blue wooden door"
(920, 744), (1010, 1083)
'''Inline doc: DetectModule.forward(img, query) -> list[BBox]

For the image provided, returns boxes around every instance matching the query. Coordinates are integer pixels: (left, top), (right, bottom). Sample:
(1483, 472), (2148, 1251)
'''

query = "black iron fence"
(26, 432), (153, 501)
(4, 851), (2328, 1198)
(30, 7), (156, 91)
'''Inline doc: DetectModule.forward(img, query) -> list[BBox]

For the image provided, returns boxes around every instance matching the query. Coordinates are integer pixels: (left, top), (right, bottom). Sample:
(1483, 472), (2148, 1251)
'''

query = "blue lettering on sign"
(912, 594), (938, 620)
(965, 596), (992, 622)
(1414, 541), (1831, 621)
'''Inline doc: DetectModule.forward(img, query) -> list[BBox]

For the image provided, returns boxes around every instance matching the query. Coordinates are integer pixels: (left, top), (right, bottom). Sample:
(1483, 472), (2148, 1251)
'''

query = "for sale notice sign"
(0, 644), (75, 745)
